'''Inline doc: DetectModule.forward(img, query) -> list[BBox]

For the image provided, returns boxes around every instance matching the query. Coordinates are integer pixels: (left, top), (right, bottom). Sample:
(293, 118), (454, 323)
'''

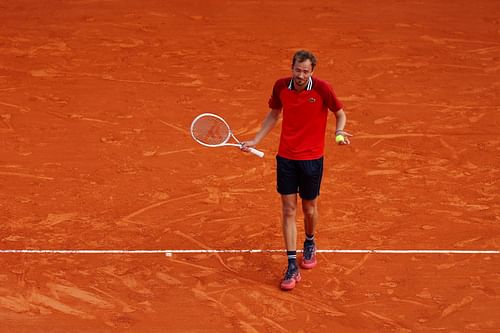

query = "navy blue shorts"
(276, 155), (324, 200)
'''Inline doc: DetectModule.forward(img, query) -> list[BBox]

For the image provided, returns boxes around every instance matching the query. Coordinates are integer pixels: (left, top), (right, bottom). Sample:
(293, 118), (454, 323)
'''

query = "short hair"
(292, 50), (317, 70)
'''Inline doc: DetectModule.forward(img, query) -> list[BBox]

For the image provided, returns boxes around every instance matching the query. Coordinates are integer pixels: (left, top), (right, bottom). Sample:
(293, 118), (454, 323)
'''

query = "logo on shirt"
(308, 97), (316, 103)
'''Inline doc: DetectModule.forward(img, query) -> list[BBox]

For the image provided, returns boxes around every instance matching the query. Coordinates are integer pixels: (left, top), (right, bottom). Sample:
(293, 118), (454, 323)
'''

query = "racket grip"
(248, 147), (264, 158)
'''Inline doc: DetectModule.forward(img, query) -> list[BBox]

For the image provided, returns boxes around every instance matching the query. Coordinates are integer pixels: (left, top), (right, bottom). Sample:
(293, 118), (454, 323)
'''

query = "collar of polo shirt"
(288, 77), (313, 91)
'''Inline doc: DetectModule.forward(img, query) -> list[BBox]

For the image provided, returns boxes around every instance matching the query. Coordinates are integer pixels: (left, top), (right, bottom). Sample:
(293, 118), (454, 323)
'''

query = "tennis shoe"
(301, 242), (317, 269)
(280, 266), (301, 291)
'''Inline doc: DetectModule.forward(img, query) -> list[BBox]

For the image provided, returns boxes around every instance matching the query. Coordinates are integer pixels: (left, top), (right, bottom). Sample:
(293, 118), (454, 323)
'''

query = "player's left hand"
(335, 130), (353, 145)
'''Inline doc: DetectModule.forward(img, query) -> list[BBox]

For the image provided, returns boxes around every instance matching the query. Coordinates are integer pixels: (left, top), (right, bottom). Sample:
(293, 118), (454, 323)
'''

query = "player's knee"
(302, 202), (317, 219)
(282, 204), (296, 218)
(304, 207), (317, 219)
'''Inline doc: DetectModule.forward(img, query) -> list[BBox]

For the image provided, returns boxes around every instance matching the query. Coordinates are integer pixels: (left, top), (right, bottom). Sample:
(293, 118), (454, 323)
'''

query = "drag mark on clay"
(191, 286), (260, 333)
(466, 45), (500, 55)
(261, 317), (288, 333)
(390, 297), (434, 308)
(0, 101), (30, 113)
(157, 148), (198, 156)
(441, 296), (474, 318)
(155, 272), (182, 286)
(47, 283), (114, 309)
(122, 192), (205, 221)
(362, 310), (411, 332)
(0, 295), (31, 313)
(420, 35), (500, 46)
(30, 291), (94, 319)
(356, 133), (439, 140)
(87, 286), (135, 313)
(344, 253), (371, 275)
(100, 268), (152, 296)
(70, 114), (118, 125)
(438, 138), (460, 160)
(158, 119), (189, 135)
(173, 230), (237, 273)
(165, 257), (218, 273)
(40, 213), (78, 226)
(0, 114), (13, 131)
(365, 169), (401, 176)
(0, 171), (54, 180)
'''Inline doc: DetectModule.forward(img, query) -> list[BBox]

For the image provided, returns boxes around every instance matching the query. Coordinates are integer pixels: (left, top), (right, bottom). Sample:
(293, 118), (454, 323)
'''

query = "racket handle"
(248, 147), (264, 158)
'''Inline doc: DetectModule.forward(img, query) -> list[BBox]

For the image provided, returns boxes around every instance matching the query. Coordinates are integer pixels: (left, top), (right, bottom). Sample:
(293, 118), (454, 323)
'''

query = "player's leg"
(298, 157), (323, 269)
(302, 198), (318, 236)
(276, 156), (301, 290)
(280, 193), (301, 290)
(282, 194), (298, 253)
(301, 198), (318, 269)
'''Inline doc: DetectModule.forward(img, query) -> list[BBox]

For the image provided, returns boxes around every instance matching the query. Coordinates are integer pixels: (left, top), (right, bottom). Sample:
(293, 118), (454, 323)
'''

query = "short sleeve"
(268, 79), (285, 110)
(314, 79), (343, 112)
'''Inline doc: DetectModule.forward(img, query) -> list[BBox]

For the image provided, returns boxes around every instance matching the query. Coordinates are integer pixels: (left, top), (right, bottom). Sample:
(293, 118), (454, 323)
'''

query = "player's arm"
(333, 108), (352, 145)
(241, 108), (281, 150)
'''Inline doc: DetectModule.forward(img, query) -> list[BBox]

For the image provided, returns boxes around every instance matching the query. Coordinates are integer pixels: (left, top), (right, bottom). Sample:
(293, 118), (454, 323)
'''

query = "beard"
(294, 77), (307, 87)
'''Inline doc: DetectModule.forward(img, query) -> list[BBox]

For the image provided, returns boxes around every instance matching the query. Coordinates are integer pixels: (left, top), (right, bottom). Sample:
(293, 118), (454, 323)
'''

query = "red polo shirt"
(268, 77), (343, 160)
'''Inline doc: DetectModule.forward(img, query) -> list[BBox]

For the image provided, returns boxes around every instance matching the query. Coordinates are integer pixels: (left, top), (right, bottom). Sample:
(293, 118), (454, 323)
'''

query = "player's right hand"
(240, 140), (257, 152)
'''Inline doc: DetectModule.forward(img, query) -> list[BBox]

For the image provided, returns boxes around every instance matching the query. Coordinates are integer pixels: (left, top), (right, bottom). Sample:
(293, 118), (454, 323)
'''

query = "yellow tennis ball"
(335, 134), (345, 143)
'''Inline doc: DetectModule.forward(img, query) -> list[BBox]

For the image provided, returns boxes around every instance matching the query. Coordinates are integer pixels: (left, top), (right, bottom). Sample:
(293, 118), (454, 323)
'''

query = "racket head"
(190, 113), (232, 147)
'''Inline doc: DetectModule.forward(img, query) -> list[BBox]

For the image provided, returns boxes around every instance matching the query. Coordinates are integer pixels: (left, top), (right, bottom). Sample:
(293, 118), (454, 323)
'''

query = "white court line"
(0, 249), (498, 254)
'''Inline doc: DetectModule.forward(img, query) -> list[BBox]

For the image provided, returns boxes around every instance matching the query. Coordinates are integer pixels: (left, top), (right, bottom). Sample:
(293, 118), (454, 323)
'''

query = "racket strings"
(192, 116), (230, 145)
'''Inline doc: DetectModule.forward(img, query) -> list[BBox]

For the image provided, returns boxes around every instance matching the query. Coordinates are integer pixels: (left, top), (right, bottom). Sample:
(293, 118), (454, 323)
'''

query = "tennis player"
(241, 50), (351, 290)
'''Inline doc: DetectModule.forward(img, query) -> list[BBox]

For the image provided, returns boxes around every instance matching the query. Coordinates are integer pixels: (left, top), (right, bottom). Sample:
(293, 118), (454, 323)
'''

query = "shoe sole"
(300, 259), (317, 269)
(300, 262), (318, 269)
(280, 274), (301, 291)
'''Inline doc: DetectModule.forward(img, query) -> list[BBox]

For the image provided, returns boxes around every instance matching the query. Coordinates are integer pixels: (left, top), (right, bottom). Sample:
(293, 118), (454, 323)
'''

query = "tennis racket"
(190, 113), (264, 158)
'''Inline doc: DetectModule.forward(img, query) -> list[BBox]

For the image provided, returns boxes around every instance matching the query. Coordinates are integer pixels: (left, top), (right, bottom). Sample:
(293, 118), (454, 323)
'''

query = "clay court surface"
(1, 0), (499, 332)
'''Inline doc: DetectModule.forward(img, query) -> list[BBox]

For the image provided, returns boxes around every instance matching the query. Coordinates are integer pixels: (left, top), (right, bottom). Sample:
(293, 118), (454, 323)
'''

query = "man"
(242, 50), (351, 290)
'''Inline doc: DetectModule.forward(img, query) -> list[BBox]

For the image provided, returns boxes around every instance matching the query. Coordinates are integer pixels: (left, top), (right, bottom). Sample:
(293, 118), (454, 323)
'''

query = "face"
(292, 59), (313, 90)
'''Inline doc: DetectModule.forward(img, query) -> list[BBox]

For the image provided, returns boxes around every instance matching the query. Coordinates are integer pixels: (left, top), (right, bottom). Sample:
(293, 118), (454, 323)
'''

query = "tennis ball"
(335, 134), (345, 143)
